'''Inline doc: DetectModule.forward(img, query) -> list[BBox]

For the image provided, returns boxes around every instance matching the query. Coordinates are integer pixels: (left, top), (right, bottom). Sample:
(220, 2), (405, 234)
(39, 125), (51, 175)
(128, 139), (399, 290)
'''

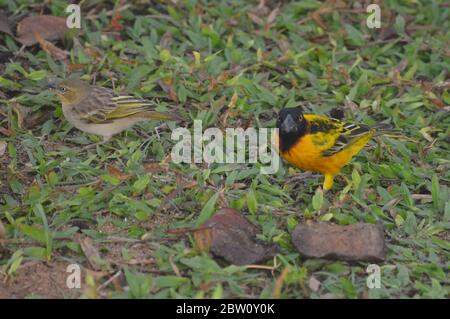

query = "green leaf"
(352, 168), (361, 189)
(18, 224), (47, 243)
(26, 70), (47, 81)
(196, 192), (220, 226)
(101, 174), (121, 186)
(431, 174), (440, 212)
(154, 276), (188, 288)
(23, 246), (47, 259)
(246, 189), (257, 214)
(8, 253), (23, 276)
(394, 15), (405, 34)
(132, 175), (151, 194)
(312, 188), (324, 211)
(344, 24), (365, 47)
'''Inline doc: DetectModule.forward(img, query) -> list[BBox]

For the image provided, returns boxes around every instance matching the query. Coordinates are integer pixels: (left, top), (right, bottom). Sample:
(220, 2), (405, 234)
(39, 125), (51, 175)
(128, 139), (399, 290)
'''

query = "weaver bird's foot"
(320, 186), (329, 194)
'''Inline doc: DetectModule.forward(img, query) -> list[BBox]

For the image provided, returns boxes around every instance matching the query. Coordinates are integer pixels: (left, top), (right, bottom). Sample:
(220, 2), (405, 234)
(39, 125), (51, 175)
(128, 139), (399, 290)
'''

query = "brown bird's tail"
(140, 110), (184, 122)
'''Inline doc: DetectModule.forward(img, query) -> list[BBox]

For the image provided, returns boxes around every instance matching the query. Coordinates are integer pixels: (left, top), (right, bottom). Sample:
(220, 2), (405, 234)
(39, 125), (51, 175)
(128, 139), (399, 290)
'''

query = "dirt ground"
(0, 260), (80, 299)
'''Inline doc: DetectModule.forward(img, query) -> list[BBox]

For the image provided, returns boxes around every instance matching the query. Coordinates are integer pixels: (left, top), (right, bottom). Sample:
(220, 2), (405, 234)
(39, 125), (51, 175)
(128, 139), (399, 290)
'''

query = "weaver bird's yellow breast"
(279, 132), (374, 175)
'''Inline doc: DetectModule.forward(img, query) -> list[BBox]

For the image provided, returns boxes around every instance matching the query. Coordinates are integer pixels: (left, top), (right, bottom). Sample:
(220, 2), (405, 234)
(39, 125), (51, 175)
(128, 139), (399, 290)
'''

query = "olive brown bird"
(276, 107), (391, 191)
(49, 78), (181, 142)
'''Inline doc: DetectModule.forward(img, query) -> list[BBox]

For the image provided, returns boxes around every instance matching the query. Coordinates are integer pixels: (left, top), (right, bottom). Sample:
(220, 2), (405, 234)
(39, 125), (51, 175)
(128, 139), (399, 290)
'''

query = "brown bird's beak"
(48, 82), (57, 90)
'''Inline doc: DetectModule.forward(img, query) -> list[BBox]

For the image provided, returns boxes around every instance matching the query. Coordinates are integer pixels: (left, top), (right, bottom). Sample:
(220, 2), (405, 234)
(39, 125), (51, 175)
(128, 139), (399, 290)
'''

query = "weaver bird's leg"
(323, 174), (335, 191)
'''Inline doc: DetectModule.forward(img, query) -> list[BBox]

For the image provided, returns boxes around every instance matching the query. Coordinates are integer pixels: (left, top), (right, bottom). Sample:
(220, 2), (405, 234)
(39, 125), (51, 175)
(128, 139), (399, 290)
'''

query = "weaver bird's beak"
(281, 114), (297, 133)
(47, 82), (57, 90)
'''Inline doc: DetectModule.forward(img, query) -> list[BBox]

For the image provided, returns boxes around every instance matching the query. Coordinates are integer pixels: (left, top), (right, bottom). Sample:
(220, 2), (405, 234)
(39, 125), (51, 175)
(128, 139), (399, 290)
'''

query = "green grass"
(0, 0), (449, 298)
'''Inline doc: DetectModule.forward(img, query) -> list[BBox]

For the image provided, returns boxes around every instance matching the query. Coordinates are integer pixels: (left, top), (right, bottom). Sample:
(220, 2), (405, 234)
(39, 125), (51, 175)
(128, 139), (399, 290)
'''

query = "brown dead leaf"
(67, 63), (86, 73)
(77, 235), (110, 271)
(292, 222), (386, 262)
(194, 228), (214, 252)
(271, 267), (289, 299)
(0, 11), (13, 37)
(107, 164), (129, 181)
(0, 219), (6, 246)
(34, 32), (69, 61)
(143, 163), (169, 173)
(228, 91), (238, 108)
(308, 275), (321, 292)
(11, 101), (52, 129)
(158, 78), (178, 103)
(24, 111), (52, 130)
(247, 13), (265, 26)
(193, 208), (279, 266)
(11, 101), (30, 129)
(160, 31), (173, 50)
(267, 6), (280, 24)
(0, 126), (13, 137)
(298, 0), (347, 30)
(429, 97), (445, 109)
(0, 141), (6, 157)
(107, 11), (123, 32)
(17, 15), (68, 46)
(84, 46), (102, 60)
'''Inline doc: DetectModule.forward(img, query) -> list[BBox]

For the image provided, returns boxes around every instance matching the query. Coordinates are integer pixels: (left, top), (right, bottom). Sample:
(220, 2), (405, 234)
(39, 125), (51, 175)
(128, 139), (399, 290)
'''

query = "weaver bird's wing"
(305, 114), (371, 157)
(80, 87), (176, 124)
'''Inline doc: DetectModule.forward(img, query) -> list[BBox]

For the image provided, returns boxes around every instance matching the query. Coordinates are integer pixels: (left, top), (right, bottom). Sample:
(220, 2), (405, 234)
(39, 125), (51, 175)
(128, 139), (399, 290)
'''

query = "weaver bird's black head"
(276, 107), (307, 152)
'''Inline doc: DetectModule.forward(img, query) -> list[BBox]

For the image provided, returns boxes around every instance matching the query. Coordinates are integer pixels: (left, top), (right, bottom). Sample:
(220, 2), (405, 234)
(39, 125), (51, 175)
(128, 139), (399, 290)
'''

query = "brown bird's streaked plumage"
(50, 78), (181, 142)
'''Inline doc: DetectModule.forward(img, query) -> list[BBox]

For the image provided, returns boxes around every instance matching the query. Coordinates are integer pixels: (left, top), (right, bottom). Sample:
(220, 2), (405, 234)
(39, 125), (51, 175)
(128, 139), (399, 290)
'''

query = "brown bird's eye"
(59, 86), (67, 92)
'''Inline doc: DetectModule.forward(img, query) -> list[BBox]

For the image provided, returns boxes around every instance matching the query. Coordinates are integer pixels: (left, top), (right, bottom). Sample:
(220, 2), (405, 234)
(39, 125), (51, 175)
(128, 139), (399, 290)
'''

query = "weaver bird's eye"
(59, 86), (67, 93)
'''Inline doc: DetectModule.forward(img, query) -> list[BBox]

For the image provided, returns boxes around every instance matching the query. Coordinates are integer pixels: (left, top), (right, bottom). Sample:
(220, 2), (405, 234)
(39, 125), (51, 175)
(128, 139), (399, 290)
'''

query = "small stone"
(194, 208), (279, 266)
(292, 222), (386, 262)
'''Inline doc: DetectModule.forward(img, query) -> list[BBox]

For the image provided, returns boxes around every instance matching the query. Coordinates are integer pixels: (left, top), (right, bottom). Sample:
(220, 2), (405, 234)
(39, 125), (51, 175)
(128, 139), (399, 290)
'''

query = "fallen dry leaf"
(107, 164), (129, 181)
(11, 101), (30, 129)
(11, 101), (52, 129)
(77, 234), (110, 271)
(267, 6), (280, 24)
(106, 10), (124, 32)
(0, 141), (6, 157)
(17, 15), (68, 46)
(67, 63), (86, 73)
(247, 12), (264, 26)
(0, 126), (13, 137)
(271, 267), (289, 299)
(0, 219), (6, 245)
(194, 208), (279, 266)
(158, 78), (178, 103)
(34, 32), (69, 61)
(143, 163), (169, 173)
(308, 275), (321, 292)
(0, 11), (13, 37)
(292, 222), (386, 262)
(160, 31), (173, 50)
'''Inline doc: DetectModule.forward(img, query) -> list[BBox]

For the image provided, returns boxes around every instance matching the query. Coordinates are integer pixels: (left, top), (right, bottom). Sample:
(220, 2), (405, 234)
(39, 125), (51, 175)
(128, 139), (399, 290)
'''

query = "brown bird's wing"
(79, 86), (167, 124)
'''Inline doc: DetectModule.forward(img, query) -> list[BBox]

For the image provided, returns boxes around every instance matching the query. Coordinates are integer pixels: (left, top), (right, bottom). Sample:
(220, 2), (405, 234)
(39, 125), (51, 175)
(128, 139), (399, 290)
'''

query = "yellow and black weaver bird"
(49, 78), (181, 143)
(276, 107), (391, 190)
